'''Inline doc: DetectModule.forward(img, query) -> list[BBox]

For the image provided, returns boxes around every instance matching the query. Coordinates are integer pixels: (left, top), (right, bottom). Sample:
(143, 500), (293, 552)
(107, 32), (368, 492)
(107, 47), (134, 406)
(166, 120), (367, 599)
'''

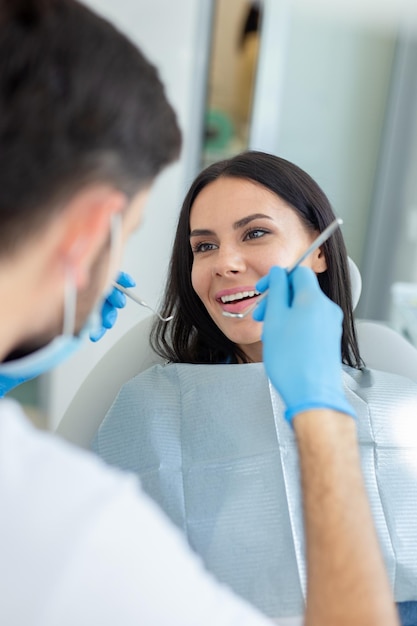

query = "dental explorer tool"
(112, 282), (174, 323)
(222, 217), (343, 319)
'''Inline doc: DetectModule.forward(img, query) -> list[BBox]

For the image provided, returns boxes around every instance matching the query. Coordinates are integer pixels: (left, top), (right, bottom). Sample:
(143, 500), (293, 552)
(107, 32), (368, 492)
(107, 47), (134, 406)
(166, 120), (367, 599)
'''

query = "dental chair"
(56, 314), (164, 447)
(355, 320), (417, 380)
(56, 258), (417, 448)
(349, 257), (417, 381)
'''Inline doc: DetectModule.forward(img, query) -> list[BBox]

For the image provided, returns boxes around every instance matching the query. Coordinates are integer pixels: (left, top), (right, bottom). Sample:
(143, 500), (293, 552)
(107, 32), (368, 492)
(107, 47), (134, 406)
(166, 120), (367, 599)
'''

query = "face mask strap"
(63, 268), (77, 337)
(62, 212), (122, 339)
(108, 212), (123, 287)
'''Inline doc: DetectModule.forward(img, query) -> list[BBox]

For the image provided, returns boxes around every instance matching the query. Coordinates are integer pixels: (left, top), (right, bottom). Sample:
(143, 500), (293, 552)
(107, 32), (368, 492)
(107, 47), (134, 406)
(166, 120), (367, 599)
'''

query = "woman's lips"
(215, 287), (261, 315)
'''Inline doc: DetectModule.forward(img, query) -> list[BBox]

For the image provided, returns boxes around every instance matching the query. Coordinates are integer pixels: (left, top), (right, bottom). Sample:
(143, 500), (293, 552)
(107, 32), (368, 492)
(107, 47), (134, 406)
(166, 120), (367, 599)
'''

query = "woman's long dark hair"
(151, 151), (363, 368)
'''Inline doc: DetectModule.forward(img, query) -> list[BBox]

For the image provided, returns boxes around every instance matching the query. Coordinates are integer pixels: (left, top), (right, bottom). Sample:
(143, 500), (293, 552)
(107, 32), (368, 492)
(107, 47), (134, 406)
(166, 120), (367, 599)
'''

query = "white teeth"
(220, 290), (260, 304)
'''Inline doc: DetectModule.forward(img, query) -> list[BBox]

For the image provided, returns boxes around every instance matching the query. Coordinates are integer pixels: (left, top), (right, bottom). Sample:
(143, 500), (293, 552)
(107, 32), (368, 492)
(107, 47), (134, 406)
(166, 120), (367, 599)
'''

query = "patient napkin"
(94, 363), (417, 618)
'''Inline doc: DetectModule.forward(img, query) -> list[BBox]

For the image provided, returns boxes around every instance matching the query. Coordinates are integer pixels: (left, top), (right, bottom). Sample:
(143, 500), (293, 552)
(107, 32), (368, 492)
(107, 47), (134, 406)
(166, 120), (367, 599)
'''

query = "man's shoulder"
(0, 399), (153, 618)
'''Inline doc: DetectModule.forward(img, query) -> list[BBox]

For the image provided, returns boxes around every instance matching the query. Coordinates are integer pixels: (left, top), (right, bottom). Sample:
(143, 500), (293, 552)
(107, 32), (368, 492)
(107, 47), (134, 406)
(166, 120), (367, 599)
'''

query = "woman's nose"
(213, 245), (246, 276)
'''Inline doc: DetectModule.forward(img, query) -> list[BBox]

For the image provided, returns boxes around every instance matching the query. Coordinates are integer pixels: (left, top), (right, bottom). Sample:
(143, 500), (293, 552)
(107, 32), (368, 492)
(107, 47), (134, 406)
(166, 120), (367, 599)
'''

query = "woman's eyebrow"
(233, 213), (273, 229)
(189, 214), (273, 238)
(189, 228), (215, 238)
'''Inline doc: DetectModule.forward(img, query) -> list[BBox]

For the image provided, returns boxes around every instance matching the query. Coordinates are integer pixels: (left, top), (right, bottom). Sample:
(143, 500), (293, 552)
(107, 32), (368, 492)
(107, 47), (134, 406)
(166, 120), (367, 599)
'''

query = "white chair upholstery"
(56, 257), (417, 448)
(348, 256), (362, 311)
(356, 320), (417, 383)
(56, 315), (163, 448)
(348, 259), (417, 383)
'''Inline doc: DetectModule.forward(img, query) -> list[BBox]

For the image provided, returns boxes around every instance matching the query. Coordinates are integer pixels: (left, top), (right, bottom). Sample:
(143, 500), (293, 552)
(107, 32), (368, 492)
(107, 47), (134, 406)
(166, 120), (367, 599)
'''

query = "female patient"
(94, 151), (417, 624)
(151, 150), (360, 367)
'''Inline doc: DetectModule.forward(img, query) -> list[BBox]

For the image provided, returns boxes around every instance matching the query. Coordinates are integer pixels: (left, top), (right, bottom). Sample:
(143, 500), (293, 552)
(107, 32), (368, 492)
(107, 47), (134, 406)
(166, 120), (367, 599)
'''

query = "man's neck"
(0, 274), (29, 362)
(0, 249), (53, 363)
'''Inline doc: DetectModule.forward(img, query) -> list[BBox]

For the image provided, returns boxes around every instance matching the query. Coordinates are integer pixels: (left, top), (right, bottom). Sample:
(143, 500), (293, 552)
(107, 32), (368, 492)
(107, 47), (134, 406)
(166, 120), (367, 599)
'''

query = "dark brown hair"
(151, 151), (363, 368)
(0, 0), (181, 255)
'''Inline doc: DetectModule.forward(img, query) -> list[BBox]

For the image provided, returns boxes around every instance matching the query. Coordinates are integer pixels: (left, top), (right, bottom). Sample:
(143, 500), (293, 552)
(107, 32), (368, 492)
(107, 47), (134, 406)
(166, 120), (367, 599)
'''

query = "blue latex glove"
(252, 266), (355, 424)
(0, 271), (136, 397)
(89, 271), (136, 342)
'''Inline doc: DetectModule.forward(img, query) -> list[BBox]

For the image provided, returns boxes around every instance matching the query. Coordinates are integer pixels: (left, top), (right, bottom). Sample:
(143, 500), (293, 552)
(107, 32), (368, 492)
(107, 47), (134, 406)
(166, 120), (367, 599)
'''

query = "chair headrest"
(348, 256), (362, 311)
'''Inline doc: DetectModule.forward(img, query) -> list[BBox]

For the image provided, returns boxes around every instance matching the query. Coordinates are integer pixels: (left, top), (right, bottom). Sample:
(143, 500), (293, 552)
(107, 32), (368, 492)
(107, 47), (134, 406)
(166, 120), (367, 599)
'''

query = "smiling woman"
(151, 150), (361, 366)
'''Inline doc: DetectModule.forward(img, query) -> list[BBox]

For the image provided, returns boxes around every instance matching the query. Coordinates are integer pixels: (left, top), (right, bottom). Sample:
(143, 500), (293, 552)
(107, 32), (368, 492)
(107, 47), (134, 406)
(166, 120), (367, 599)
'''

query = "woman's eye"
(244, 228), (269, 241)
(192, 241), (217, 253)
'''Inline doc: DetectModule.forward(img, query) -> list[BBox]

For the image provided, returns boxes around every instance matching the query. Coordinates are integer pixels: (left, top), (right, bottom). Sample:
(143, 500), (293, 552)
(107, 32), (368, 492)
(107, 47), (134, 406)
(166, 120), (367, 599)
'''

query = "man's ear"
(56, 185), (126, 289)
(312, 246), (327, 274)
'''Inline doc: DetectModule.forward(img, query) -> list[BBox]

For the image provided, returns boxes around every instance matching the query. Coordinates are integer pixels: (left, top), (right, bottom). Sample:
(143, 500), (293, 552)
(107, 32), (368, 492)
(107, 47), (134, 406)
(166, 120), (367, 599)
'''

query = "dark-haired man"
(0, 1), (399, 625)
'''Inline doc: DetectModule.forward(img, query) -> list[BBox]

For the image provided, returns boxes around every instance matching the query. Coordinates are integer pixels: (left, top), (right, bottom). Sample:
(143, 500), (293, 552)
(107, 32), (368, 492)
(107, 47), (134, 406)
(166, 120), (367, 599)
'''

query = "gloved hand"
(0, 271), (136, 397)
(252, 266), (355, 424)
(89, 271), (136, 342)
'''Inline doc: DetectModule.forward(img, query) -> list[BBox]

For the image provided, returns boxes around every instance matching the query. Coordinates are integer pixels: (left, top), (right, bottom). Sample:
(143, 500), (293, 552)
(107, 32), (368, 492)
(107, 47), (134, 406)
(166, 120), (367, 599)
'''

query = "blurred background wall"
(9, 0), (417, 426)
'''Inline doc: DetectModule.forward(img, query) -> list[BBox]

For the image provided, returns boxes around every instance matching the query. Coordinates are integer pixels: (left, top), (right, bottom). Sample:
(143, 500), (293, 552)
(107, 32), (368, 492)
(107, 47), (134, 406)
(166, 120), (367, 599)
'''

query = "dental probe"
(111, 282), (174, 323)
(222, 217), (343, 319)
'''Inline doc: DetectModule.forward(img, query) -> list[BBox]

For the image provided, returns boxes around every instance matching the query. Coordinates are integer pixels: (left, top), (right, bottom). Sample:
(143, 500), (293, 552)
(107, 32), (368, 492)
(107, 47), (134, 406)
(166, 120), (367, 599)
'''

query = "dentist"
(0, 1), (398, 625)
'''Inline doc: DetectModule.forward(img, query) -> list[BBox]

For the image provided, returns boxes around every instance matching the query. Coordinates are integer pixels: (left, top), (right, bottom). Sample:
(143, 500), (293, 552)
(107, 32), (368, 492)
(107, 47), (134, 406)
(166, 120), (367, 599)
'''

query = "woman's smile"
(215, 285), (262, 314)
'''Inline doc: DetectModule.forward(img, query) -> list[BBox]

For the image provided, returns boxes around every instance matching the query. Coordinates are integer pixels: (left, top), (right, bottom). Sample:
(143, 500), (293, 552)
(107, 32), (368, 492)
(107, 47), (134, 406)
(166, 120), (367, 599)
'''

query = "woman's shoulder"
(165, 361), (268, 389)
(343, 365), (417, 408)
(120, 361), (269, 409)
(118, 363), (182, 405)
(342, 365), (417, 436)
(343, 364), (417, 393)
(127, 361), (267, 386)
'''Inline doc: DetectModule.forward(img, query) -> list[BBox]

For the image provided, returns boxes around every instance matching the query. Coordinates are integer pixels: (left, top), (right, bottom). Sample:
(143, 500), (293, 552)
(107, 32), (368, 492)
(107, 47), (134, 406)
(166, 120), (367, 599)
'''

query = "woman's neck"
(238, 340), (263, 363)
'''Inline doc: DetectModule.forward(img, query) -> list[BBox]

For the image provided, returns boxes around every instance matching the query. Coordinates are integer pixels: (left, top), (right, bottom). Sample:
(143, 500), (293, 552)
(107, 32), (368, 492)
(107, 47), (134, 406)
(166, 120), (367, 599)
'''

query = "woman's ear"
(312, 246), (327, 274)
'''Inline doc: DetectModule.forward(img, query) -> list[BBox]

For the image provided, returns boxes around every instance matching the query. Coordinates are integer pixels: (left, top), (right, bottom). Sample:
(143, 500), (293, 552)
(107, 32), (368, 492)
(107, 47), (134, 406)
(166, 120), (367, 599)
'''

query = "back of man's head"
(0, 0), (181, 254)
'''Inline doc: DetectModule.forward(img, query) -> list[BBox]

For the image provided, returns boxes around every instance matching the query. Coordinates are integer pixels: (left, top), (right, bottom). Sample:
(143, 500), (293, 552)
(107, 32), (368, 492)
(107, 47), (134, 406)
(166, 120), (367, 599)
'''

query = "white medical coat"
(0, 398), (272, 626)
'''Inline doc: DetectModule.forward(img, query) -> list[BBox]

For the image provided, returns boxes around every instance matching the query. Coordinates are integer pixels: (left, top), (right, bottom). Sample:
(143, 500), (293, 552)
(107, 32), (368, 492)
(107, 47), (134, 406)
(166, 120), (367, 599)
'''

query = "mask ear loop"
(106, 212), (123, 289)
(63, 212), (123, 338)
(63, 267), (77, 337)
